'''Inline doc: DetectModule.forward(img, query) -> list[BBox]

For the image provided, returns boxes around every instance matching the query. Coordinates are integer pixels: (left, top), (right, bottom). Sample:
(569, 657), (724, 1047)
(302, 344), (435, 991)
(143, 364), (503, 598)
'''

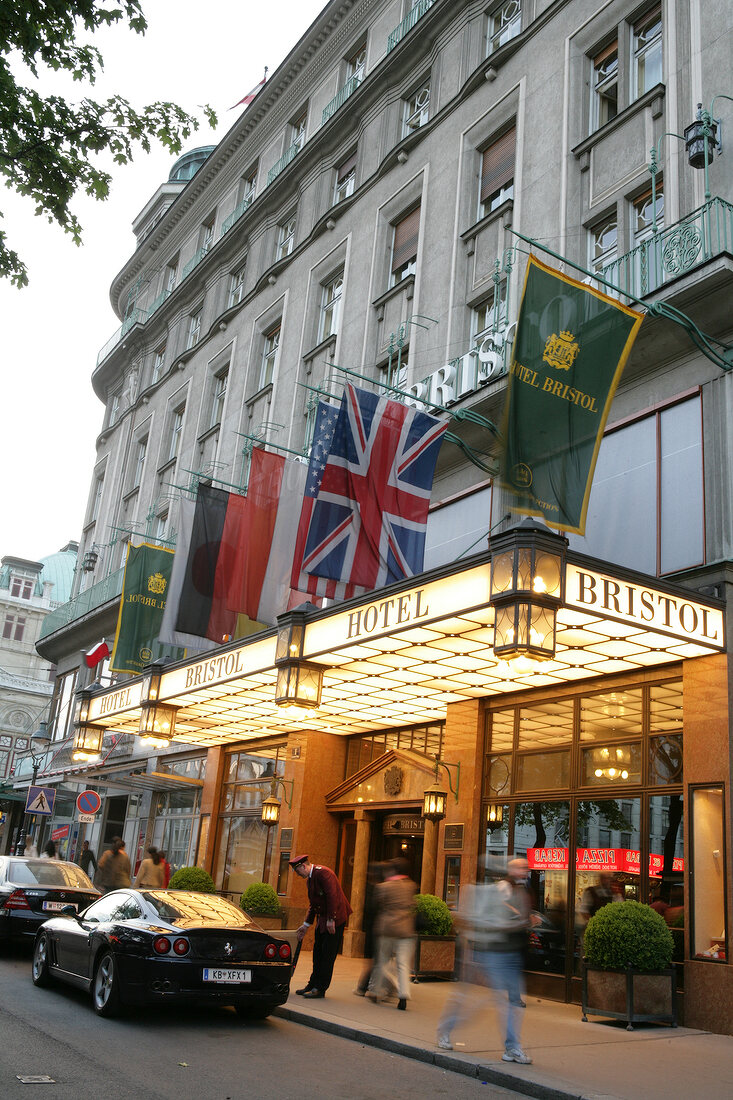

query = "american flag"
(297, 384), (448, 591)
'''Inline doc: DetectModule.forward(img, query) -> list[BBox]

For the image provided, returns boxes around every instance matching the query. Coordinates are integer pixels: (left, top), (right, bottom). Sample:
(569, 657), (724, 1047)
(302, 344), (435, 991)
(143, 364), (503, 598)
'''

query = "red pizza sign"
(527, 847), (683, 876)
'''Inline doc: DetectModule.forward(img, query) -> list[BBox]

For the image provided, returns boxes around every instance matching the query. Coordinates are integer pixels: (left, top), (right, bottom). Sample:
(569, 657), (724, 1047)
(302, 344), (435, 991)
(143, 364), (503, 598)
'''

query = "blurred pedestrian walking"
(366, 857), (417, 1011)
(77, 840), (97, 877)
(133, 846), (166, 888)
(437, 858), (535, 1063)
(95, 836), (131, 893)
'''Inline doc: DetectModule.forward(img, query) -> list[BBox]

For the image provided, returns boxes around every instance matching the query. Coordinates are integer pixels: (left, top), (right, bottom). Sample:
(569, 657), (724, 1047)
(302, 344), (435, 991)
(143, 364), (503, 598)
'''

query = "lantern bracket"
(261, 777), (294, 811)
(431, 754), (460, 802)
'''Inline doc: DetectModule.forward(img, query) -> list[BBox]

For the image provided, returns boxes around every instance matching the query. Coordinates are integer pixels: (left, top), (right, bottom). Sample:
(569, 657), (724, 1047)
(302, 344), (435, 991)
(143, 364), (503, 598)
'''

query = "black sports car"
(0, 857), (99, 944)
(32, 888), (295, 1018)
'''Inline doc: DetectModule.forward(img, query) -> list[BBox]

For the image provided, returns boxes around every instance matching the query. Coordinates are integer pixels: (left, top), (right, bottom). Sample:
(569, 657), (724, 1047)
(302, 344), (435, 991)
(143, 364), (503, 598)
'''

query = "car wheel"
(32, 933), (52, 987)
(235, 1004), (274, 1020)
(92, 951), (121, 1017)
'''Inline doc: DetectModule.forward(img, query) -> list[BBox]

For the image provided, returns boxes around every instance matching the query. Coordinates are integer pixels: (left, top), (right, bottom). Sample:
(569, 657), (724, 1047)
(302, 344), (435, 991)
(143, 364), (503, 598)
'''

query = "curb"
(273, 1004), (584, 1100)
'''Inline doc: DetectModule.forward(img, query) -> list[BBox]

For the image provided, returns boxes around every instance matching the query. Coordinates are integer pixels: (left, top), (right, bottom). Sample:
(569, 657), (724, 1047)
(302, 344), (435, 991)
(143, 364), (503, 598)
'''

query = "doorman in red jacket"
(291, 854), (352, 999)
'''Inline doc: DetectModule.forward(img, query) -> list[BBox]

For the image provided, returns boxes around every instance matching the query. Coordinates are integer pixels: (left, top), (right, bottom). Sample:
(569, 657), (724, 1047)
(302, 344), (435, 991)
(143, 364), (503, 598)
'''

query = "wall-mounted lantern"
(260, 778), (295, 827)
(422, 754), (461, 822)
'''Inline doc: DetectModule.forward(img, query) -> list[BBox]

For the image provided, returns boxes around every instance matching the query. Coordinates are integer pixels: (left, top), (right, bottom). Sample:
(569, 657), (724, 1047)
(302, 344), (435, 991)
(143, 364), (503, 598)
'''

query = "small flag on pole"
(229, 70), (268, 111)
(85, 640), (110, 669)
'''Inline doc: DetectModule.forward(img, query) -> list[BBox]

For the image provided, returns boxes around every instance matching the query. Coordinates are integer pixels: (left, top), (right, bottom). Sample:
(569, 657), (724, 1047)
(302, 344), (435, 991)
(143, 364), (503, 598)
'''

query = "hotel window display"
(152, 787), (201, 875)
(216, 744), (287, 895)
(690, 786), (727, 962)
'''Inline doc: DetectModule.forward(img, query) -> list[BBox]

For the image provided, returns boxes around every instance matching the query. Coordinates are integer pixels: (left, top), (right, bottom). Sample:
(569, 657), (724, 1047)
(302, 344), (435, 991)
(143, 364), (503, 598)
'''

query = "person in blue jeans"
(437, 858), (535, 1064)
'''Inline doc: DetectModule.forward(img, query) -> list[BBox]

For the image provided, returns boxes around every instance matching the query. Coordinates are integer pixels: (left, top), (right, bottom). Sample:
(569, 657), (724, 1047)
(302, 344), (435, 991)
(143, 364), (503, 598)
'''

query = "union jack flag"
(297, 383), (448, 590)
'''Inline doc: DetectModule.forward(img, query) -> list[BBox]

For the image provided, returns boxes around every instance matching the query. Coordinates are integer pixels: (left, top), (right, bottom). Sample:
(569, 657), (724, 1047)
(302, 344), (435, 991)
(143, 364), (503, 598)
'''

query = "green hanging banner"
(500, 256), (644, 535)
(110, 543), (175, 674)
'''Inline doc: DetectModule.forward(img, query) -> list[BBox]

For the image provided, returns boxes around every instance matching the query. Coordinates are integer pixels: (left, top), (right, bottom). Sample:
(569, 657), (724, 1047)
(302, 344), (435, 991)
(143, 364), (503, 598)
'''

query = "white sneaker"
(437, 1035), (453, 1050)
(502, 1047), (532, 1064)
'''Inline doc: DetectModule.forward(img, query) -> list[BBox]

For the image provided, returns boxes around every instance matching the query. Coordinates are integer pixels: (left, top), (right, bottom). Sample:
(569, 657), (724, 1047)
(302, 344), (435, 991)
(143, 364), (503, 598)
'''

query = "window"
(242, 170), (257, 207)
(570, 395), (703, 575)
(487, 0), (521, 54)
(390, 206), (420, 287)
(165, 259), (178, 293)
(168, 406), (185, 462)
(91, 476), (104, 522)
(346, 43), (366, 83)
(632, 183), (665, 293)
(472, 282), (507, 343)
(334, 151), (357, 204)
(479, 126), (515, 219)
(132, 436), (147, 489)
(591, 41), (618, 131)
(260, 326), (280, 389)
(690, 786), (727, 961)
(200, 218), (215, 255)
(10, 577), (34, 599)
(187, 309), (202, 349)
(381, 351), (408, 395)
(403, 81), (430, 136)
(154, 512), (168, 544)
(228, 264), (246, 308)
(108, 391), (120, 427)
(210, 368), (228, 427)
(2, 614), (26, 641)
(590, 217), (618, 276)
(277, 215), (296, 260)
(151, 344), (166, 384)
(633, 6), (662, 99)
(319, 274), (343, 342)
(290, 111), (307, 153)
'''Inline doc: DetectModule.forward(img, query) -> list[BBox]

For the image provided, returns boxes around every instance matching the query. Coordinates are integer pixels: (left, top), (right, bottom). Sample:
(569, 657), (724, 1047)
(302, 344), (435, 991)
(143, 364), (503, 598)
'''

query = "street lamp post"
(15, 722), (52, 856)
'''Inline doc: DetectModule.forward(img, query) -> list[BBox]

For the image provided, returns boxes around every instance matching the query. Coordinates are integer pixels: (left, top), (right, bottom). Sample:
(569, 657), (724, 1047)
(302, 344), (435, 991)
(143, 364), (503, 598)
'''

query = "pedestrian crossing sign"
(25, 786), (56, 816)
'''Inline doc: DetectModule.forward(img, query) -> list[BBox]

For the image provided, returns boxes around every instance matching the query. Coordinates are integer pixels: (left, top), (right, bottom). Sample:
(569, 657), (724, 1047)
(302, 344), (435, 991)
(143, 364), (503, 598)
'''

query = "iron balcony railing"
(146, 286), (172, 319)
(387, 0), (435, 52)
(322, 72), (362, 124)
(598, 196), (733, 299)
(95, 308), (147, 366)
(221, 195), (253, 236)
(267, 139), (302, 186)
(181, 245), (209, 280)
(38, 567), (125, 640)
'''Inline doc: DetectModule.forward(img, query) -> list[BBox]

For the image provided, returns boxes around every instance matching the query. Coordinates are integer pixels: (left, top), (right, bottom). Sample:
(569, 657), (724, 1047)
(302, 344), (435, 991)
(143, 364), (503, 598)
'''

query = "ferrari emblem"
(224, 942), (233, 956)
(543, 330), (580, 371)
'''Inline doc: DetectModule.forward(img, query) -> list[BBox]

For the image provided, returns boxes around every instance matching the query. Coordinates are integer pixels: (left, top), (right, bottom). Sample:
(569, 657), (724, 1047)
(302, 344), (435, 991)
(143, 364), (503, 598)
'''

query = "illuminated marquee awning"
(85, 550), (725, 747)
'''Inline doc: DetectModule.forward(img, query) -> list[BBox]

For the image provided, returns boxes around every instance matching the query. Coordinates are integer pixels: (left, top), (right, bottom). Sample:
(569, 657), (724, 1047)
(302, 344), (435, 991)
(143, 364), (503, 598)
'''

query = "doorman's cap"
(289, 854), (308, 868)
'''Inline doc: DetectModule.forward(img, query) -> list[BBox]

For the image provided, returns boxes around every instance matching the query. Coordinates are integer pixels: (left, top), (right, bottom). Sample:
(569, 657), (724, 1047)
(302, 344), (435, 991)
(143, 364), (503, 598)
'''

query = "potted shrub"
(240, 882), (285, 929)
(168, 866), (216, 893)
(582, 900), (677, 1029)
(413, 893), (456, 980)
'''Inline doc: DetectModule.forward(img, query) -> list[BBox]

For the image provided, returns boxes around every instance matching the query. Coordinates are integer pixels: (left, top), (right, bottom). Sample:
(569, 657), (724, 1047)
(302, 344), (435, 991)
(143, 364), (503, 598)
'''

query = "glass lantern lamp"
(139, 662), (177, 748)
(489, 519), (567, 661)
(274, 608), (323, 708)
(72, 689), (104, 761)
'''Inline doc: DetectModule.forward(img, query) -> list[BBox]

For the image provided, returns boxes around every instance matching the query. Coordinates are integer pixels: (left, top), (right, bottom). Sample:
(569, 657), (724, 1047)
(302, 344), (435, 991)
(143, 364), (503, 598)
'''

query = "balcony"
(267, 139), (302, 186)
(182, 245), (209, 280)
(598, 197), (733, 299)
(147, 286), (172, 319)
(387, 0), (435, 52)
(322, 73), (362, 125)
(38, 567), (124, 641)
(221, 195), (253, 236)
(95, 308), (147, 366)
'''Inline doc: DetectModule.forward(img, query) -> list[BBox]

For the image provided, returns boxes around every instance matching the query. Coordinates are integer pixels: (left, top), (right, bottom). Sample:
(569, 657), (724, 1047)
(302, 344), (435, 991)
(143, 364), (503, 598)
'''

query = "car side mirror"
(60, 905), (79, 918)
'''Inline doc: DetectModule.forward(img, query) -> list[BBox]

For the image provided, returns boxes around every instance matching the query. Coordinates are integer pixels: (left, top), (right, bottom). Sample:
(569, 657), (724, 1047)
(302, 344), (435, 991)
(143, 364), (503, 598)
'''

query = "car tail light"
(153, 936), (171, 954)
(172, 938), (189, 956)
(264, 942), (277, 959)
(278, 943), (291, 960)
(3, 889), (31, 911)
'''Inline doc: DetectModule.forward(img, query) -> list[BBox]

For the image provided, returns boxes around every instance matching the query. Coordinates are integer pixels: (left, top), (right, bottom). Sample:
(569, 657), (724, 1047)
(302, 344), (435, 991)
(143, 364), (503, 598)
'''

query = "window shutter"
(593, 40), (618, 68)
(338, 150), (357, 182)
(391, 205), (421, 273)
(480, 127), (516, 204)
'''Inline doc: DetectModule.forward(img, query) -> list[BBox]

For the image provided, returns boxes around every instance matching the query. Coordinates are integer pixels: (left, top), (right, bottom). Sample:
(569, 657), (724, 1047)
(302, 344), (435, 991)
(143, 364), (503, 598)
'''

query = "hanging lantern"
(684, 106), (718, 170)
(422, 780), (448, 822)
(489, 519), (567, 661)
(72, 689), (103, 761)
(139, 661), (177, 748)
(487, 803), (504, 829)
(261, 794), (281, 826)
(274, 608), (323, 708)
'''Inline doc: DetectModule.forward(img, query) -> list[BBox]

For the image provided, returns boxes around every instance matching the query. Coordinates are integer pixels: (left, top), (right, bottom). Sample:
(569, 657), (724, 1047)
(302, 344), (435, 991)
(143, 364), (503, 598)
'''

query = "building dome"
(168, 146), (216, 183)
(39, 543), (78, 605)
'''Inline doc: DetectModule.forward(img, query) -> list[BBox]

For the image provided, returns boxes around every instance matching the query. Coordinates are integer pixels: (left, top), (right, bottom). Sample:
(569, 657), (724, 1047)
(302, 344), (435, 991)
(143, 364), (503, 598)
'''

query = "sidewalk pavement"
(274, 951), (733, 1100)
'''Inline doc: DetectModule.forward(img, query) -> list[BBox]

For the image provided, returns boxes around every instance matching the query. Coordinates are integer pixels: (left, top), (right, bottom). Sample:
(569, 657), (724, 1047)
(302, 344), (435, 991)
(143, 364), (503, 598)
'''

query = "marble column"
(342, 809), (373, 957)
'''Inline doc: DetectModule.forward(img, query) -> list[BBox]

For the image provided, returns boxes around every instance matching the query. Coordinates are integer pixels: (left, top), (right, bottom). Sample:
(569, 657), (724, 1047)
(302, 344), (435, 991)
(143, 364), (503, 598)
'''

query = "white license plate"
(202, 968), (252, 983)
(43, 901), (76, 912)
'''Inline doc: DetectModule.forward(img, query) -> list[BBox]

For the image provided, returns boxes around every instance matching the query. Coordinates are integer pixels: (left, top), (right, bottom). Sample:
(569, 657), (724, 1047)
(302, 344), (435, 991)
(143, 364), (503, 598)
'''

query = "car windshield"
(144, 891), (252, 926)
(8, 859), (95, 889)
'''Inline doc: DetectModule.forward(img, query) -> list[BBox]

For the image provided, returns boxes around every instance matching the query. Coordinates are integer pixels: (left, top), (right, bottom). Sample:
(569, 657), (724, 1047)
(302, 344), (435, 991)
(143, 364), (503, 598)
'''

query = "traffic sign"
(76, 790), (102, 815)
(25, 786), (56, 816)
(78, 813), (96, 823)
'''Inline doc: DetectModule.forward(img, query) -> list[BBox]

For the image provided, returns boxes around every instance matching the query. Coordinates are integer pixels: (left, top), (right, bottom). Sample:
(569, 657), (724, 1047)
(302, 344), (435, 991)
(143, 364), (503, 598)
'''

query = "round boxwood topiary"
(414, 893), (453, 936)
(240, 882), (281, 916)
(168, 866), (216, 893)
(584, 900), (674, 971)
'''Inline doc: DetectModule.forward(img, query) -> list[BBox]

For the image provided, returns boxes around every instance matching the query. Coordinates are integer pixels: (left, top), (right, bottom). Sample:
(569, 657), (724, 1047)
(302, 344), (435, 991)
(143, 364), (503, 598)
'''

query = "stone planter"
(582, 963), (677, 1029)
(413, 935), (456, 980)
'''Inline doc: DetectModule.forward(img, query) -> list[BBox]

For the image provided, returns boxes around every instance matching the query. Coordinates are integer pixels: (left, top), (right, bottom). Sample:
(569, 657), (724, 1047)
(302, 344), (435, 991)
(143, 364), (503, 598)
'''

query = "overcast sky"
(0, 0), (326, 563)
